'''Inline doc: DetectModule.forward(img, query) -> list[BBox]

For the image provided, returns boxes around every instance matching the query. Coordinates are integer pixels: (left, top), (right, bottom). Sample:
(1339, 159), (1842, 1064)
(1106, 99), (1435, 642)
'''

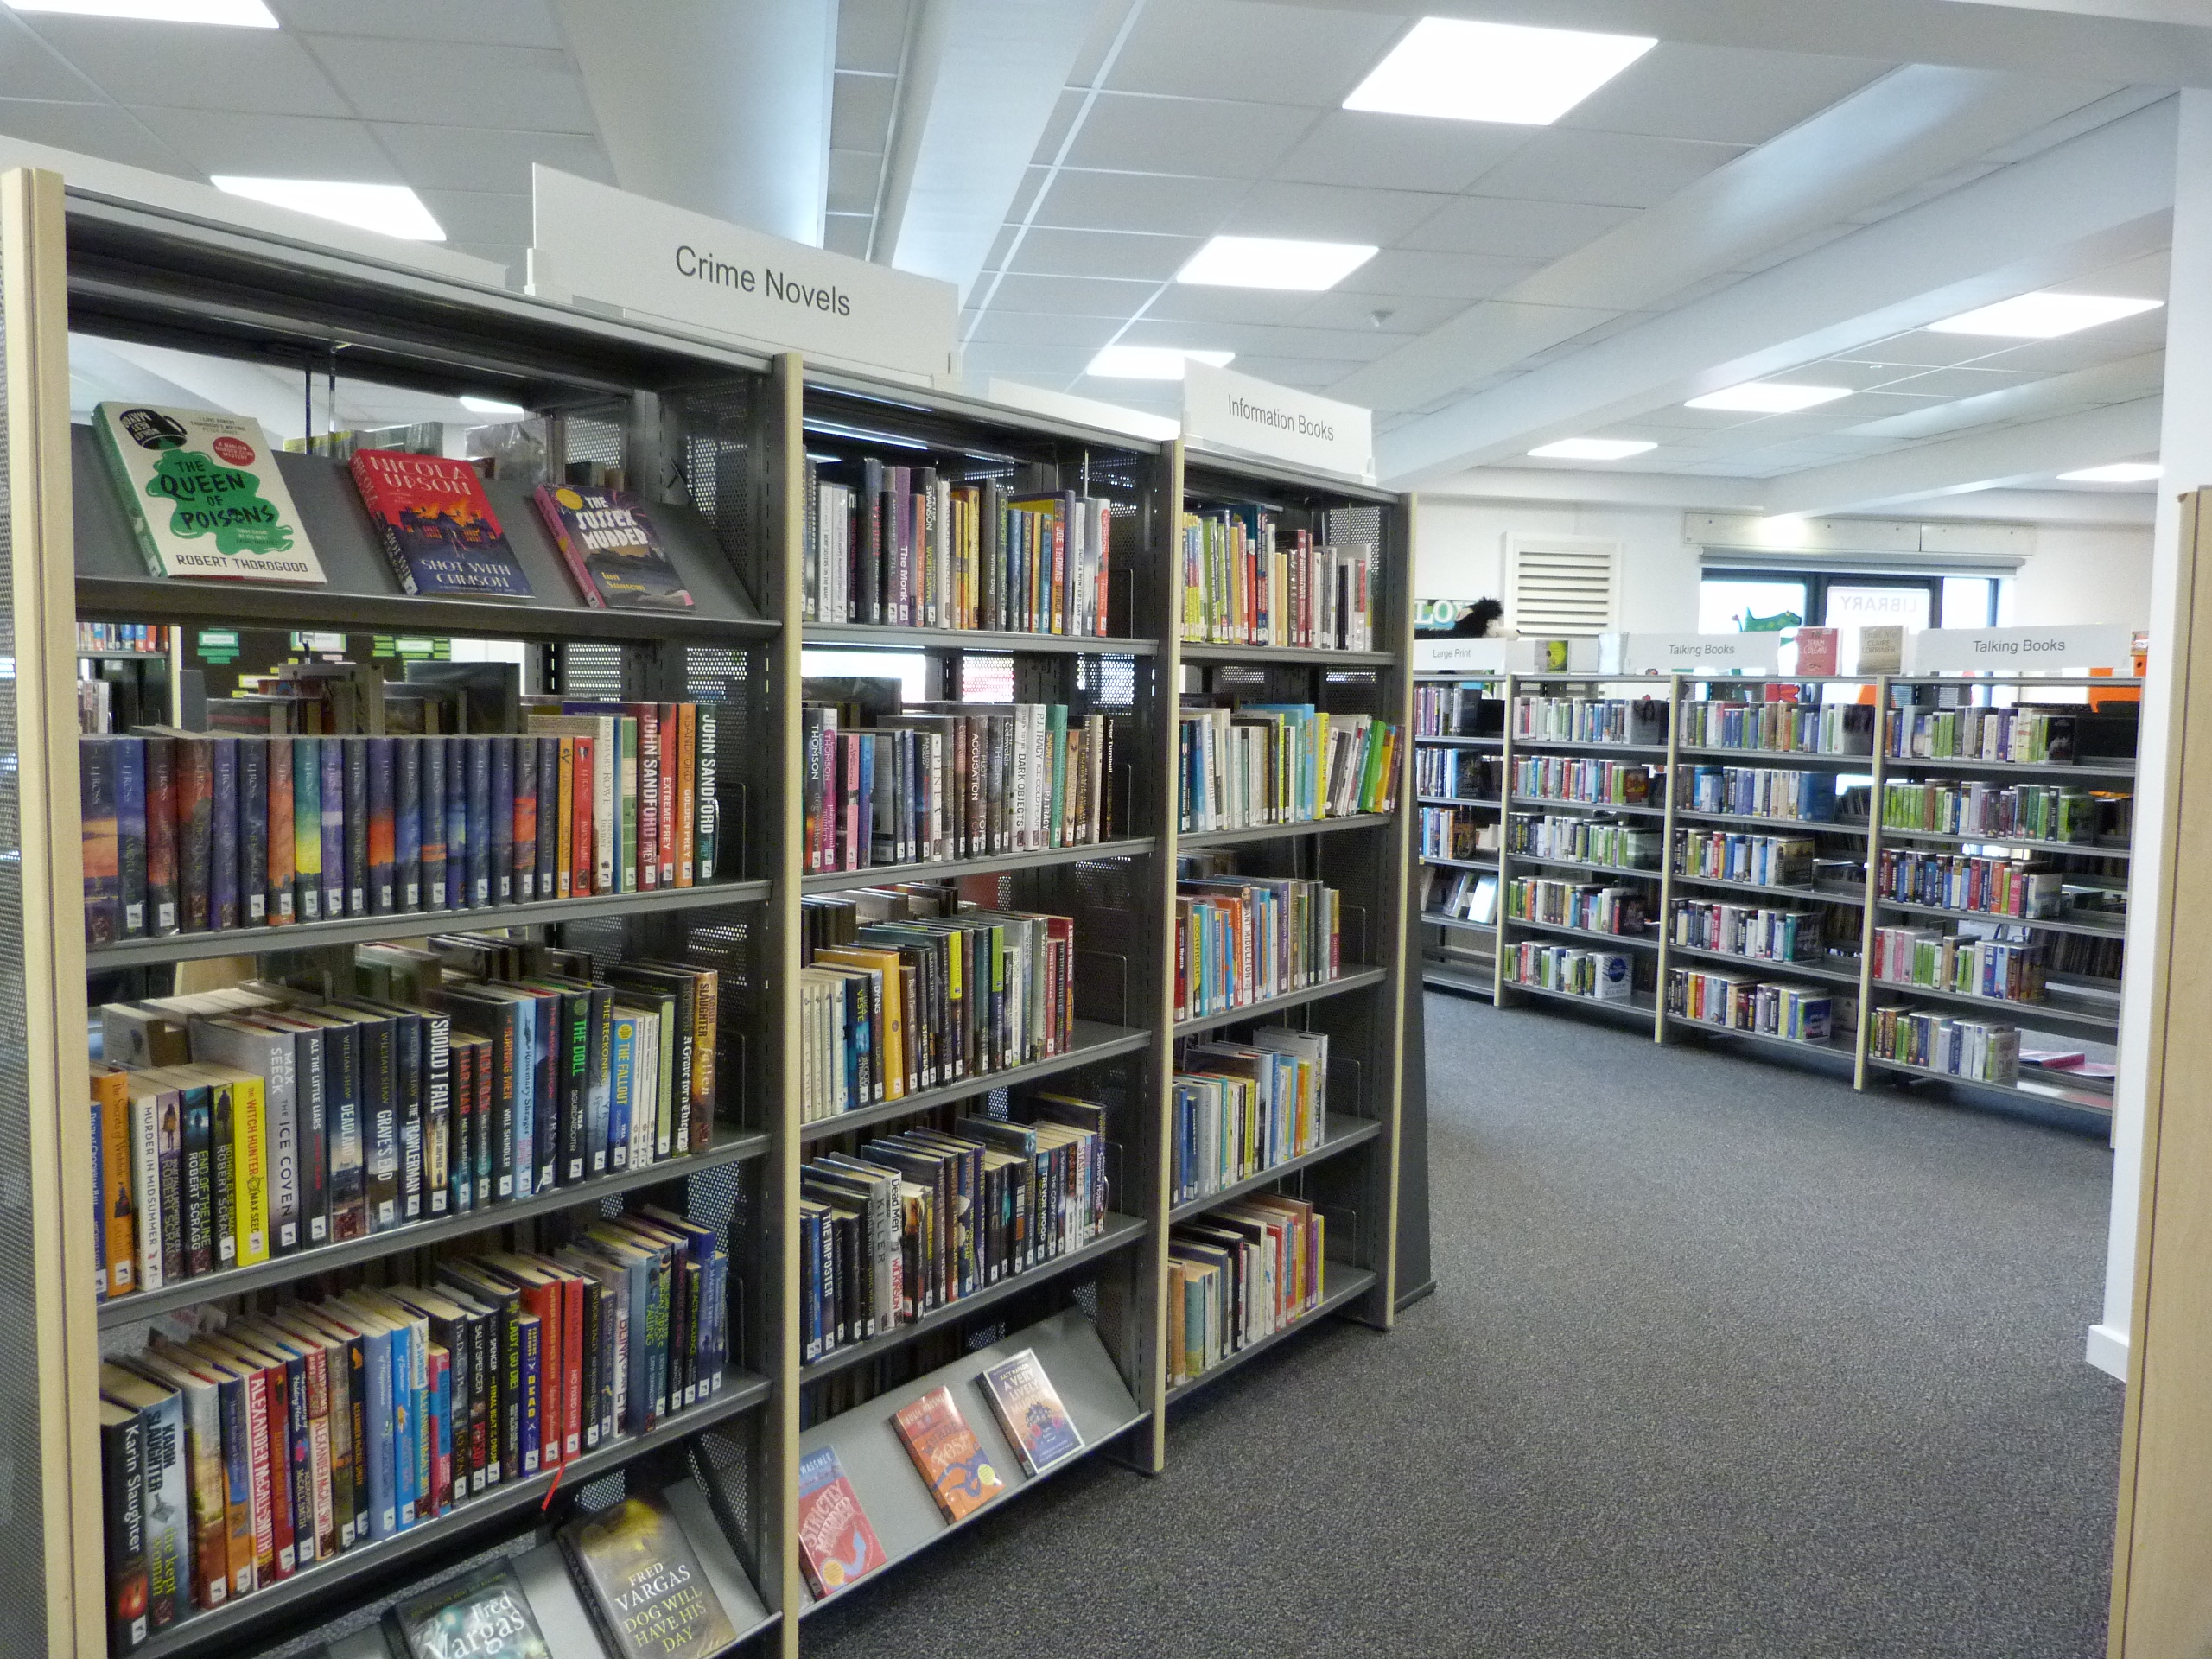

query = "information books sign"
(1909, 625), (2136, 673)
(530, 166), (957, 378)
(1182, 362), (1373, 480)
(1413, 639), (1507, 672)
(1617, 632), (1779, 675)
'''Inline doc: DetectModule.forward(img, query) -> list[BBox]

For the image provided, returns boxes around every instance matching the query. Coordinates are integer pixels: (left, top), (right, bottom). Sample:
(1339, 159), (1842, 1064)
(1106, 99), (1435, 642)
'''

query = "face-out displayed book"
(891, 1384), (1006, 1523)
(978, 1348), (1083, 1477)
(795, 1444), (886, 1600)
(351, 449), (533, 600)
(384, 1560), (550, 1659)
(94, 403), (326, 585)
(562, 1492), (737, 1659)
(533, 484), (696, 610)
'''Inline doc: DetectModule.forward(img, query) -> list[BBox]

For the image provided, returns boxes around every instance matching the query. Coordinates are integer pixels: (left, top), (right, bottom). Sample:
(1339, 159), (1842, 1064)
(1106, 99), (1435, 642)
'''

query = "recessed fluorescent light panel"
(1685, 383), (1852, 413)
(211, 178), (446, 240)
(1930, 292), (2163, 339)
(8, 0), (276, 22)
(1085, 346), (1235, 381)
(1176, 236), (1376, 291)
(2059, 463), (2162, 483)
(459, 396), (527, 416)
(1529, 438), (1656, 461)
(1344, 17), (1656, 124)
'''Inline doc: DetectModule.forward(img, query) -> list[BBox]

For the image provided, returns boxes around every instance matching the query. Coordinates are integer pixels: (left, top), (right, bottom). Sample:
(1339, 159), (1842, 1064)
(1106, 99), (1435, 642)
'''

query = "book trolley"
(0, 168), (1417, 1659)
(1463, 664), (2133, 1126)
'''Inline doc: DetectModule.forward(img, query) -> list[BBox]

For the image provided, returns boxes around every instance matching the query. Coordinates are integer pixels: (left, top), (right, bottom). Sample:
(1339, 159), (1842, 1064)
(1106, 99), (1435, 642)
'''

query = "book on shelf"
(1880, 778), (2106, 843)
(1167, 1193), (1325, 1388)
(1504, 941), (1634, 1000)
(890, 1384), (1007, 1522)
(1507, 875), (1648, 936)
(1666, 969), (1834, 1042)
(1681, 764), (1841, 823)
(99, 1397), (151, 1652)
(976, 1347), (1083, 1475)
(1513, 754), (1662, 808)
(1173, 869), (1341, 1021)
(1870, 1006), (2020, 1084)
(533, 484), (696, 611)
(1171, 1027), (1328, 1205)
(1414, 682), (1499, 737)
(562, 1491), (738, 1659)
(1424, 867), (1498, 925)
(350, 449), (533, 600)
(795, 1444), (886, 1600)
(385, 1560), (551, 1659)
(1681, 696), (1871, 756)
(1177, 703), (1398, 830)
(1795, 627), (1839, 677)
(93, 404), (326, 585)
(1179, 509), (1376, 650)
(1510, 694), (1669, 747)
(1414, 745), (1497, 804)
(1673, 828), (1820, 889)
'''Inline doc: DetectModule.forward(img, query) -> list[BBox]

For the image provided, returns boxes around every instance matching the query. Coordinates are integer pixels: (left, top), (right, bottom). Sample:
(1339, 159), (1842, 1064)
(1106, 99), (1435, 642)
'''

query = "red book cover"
(349, 450), (532, 600)
(569, 735), (595, 900)
(795, 1444), (885, 1599)
(891, 1385), (1005, 1522)
(656, 702), (678, 887)
(265, 737), (294, 924)
(512, 745), (538, 901)
(1796, 626), (1840, 677)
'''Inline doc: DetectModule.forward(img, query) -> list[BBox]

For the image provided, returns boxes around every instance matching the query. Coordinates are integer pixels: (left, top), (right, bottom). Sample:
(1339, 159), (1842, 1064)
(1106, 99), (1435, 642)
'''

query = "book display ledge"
(0, 169), (1419, 1659)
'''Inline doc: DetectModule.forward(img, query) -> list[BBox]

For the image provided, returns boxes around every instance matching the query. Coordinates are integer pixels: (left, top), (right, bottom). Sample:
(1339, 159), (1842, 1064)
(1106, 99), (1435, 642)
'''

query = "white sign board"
(530, 166), (958, 378)
(1908, 626), (2137, 674)
(1618, 632), (1780, 676)
(1414, 639), (1508, 672)
(1182, 361), (1373, 480)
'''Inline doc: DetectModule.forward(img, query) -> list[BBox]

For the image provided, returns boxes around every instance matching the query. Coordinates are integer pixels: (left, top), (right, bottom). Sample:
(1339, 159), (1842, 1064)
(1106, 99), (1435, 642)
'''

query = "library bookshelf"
(0, 168), (1416, 1659)
(1412, 666), (1505, 998)
(1457, 667), (2133, 1128)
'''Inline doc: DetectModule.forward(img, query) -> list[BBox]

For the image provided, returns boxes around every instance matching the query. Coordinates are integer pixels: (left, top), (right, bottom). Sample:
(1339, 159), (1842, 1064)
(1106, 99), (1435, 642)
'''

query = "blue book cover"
(389, 1314), (416, 1529)
(234, 734), (265, 926)
(210, 734), (239, 930)
(292, 736), (321, 922)
(115, 735), (149, 939)
(535, 737), (560, 902)
(466, 737), (492, 908)
(420, 734), (447, 910)
(396, 736), (422, 912)
(207, 1362), (252, 1597)
(368, 736), (396, 914)
(343, 736), (369, 918)
(530, 991), (556, 1194)
(979, 1347), (1084, 1476)
(319, 738), (346, 922)
(428, 1356), (450, 1516)
(518, 1313), (542, 1475)
(857, 734), (875, 868)
(358, 1315), (397, 1540)
(444, 734), (468, 911)
(490, 734), (514, 904)
(512, 993), (536, 1198)
(608, 1011), (635, 1171)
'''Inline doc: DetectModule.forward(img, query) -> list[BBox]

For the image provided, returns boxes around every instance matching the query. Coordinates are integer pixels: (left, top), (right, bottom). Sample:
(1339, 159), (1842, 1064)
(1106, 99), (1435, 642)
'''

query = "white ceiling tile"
(413, 188), (529, 246)
(1138, 283), (1315, 327)
(0, 14), (100, 100)
(830, 70), (896, 152)
(368, 123), (611, 192)
(1120, 317), (1407, 361)
(0, 99), (191, 175)
(127, 108), (395, 180)
(823, 213), (872, 258)
(1273, 111), (1533, 195)
(29, 19), (351, 118)
(1335, 249), (1542, 300)
(836, 0), (912, 74)
(1865, 365), (2047, 398)
(1063, 93), (1317, 180)
(273, 0), (563, 48)
(1006, 226), (1199, 283)
(1030, 168), (1245, 238)
(963, 310), (1127, 349)
(2069, 249), (2170, 301)
(1970, 314), (2169, 374)
(1223, 180), (1454, 245)
(1396, 194), (1638, 260)
(1034, 89), (1083, 163)
(1467, 129), (1745, 209)
(957, 342), (1098, 378)
(827, 148), (881, 216)
(1211, 354), (1344, 388)
(302, 36), (591, 130)
(1559, 45), (1890, 146)
(1830, 330), (1992, 369)
(1294, 289), (1465, 333)
(973, 270), (1158, 319)
(1005, 166), (1049, 226)
(1106, 1), (1402, 107)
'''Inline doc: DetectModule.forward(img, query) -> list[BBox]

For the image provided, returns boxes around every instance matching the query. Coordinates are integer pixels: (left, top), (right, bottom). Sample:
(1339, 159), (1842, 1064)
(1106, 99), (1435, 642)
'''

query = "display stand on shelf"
(0, 164), (1418, 1659)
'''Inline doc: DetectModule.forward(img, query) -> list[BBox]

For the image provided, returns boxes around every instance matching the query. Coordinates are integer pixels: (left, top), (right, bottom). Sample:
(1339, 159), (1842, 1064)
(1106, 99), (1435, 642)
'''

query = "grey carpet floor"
(804, 994), (2124, 1659)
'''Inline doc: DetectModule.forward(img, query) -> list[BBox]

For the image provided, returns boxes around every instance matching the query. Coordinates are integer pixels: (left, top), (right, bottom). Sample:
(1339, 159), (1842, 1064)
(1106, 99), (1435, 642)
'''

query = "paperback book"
(533, 485), (695, 610)
(977, 1348), (1082, 1476)
(563, 1492), (736, 1659)
(794, 1444), (885, 1599)
(93, 404), (324, 584)
(385, 1561), (550, 1659)
(890, 1384), (1005, 1522)
(351, 450), (532, 600)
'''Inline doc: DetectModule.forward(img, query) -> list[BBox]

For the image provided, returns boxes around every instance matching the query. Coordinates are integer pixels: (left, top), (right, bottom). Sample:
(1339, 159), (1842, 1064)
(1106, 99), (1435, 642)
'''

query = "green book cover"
(94, 403), (324, 583)
(385, 1560), (550, 1659)
(562, 1492), (736, 1659)
(620, 715), (639, 893)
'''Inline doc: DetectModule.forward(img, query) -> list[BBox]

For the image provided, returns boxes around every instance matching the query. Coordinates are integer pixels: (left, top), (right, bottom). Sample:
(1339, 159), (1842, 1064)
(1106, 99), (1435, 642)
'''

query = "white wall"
(2012, 524), (2154, 627)
(1414, 498), (1702, 631)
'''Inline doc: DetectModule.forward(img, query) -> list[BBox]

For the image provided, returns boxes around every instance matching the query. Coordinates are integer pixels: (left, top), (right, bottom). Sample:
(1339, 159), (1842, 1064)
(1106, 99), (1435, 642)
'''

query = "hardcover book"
(350, 450), (532, 600)
(890, 1383), (1005, 1522)
(385, 1560), (550, 1659)
(977, 1348), (1084, 1476)
(93, 403), (324, 584)
(533, 484), (696, 610)
(562, 1491), (737, 1659)
(794, 1444), (886, 1599)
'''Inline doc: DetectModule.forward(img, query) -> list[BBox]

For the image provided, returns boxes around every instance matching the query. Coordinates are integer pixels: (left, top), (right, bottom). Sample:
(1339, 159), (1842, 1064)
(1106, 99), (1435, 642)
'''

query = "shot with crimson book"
(350, 448), (533, 601)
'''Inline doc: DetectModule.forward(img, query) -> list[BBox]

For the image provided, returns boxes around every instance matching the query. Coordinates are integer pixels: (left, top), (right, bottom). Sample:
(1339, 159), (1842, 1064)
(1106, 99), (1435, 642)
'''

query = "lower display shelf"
(1863, 1052), (2114, 1115)
(1866, 980), (2118, 1038)
(1421, 912), (1495, 934)
(798, 1018), (1148, 1144)
(1503, 916), (1658, 950)
(1503, 849), (1662, 880)
(801, 1212), (1148, 1380)
(1169, 1112), (1382, 1223)
(1178, 812), (1394, 849)
(137, 1368), (776, 1659)
(1165, 1264), (1380, 1404)
(1173, 964), (1387, 1035)
(1423, 963), (1495, 998)
(1872, 894), (2129, 940)
(1503, 979), (1658, 1019)
(798, 1306), (1146, 1615)
(1670, 1019), (1855, 1063)
(1662, 940), (1864, 988)
(1422, 854), (1499, 873)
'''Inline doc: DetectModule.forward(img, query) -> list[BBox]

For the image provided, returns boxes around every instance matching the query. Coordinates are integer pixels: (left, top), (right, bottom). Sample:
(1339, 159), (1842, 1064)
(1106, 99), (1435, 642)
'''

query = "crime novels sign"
(530, 166), (957, 378)
(1182, 361), (1374, 480)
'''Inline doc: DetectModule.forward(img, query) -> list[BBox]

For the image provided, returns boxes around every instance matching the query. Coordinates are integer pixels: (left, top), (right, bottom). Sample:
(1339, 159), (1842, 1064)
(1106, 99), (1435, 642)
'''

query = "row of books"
(1178, 512), (1377, 650)
(799, 1103), (1108, 1363)
(90, 943), (716, 1299)
(1876, 849), (2065, 919)
(1414, 747), (1497, 802)
(1509, 813), (1660, 870)
(1177, 705), (1399, 831)
(1511, 756), (1661, 806)
(1680, 699), (1873, 756)
(80, 702), (729, 944)
(1884, 706), (2098, 764)
(1880, 779), (2101, 843)
(1671, 829), (1820, 889)
(99, 1207), (728, 1646)
(1505, 876), (1646, 936)
(1424, 867), (1497, 925)
(1413, 683), (1498, 738)
(796, 893), (1077, 1122)
(803, 463), (1116, 636)
(1664, 969), (1835, 1042)
(1678, 765), (1842, 824)
(1170, 1029), (1330, 1205)
(1510, 695), (1667, 747)
(799, 698), (1119, 872)
(1173, 875), (1343, 1022)
(1418, 804), (1495, 861)
(1504, 941), (1635, 1000)
(1667, 899), (1826, 963)
(1167, 1194), (1327, 1388)
(1869, 1006), (2021, 1084)
(1871, 926), (2046, 1004)
(80, 620), (172, 655)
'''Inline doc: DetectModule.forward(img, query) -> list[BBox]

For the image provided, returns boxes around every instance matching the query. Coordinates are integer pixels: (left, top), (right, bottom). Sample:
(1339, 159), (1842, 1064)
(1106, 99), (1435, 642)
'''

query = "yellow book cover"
(207, 1065), (269, 1266)
(674, 703), (697, 887)
(94, 1062), (136, 1297)
(815, 948), (905, 1100)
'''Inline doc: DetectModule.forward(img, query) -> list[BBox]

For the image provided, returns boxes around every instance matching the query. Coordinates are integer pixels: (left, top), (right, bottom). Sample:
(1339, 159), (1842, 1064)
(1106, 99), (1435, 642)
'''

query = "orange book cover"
(890, 1384), (1005, 1523)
